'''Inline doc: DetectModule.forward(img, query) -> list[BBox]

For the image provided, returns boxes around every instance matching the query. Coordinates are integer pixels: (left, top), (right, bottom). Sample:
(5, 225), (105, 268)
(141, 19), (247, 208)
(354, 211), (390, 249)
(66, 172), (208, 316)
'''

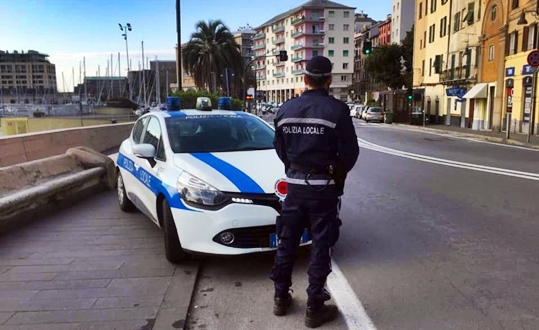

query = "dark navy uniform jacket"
(273, 89), (360, 197)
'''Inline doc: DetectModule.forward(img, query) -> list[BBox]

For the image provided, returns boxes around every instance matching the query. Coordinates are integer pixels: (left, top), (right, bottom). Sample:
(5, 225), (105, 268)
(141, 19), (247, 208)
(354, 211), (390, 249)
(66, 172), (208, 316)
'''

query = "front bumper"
(172, 198), (311, 255)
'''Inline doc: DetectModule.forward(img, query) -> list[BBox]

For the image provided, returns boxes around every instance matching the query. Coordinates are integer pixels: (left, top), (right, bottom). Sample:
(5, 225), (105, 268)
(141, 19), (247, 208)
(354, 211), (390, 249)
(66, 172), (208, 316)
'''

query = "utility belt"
(288, 163), (346, 193)
(289, 163), (334, 175)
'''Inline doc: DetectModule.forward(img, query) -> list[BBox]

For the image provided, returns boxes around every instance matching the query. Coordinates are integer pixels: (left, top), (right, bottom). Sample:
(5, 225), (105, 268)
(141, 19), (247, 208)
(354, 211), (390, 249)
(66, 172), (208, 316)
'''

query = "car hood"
(173, 149), (286, 194)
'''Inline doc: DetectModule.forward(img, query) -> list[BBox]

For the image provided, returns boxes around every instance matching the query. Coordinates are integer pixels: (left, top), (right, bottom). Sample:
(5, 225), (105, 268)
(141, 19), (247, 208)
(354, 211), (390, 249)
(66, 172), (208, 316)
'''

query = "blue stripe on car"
(164, 111), (186, 117)
(116, 152), (198, 212)
(189, 153), (265, 194)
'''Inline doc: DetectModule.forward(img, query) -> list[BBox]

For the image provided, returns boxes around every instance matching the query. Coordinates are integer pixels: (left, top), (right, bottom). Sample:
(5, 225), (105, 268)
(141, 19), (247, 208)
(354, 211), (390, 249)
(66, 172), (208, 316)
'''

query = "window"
(429, 24), (436, 43)
(422, 60), (425, 76)
(328, 50), (335, 57)
(509, 31), (518, 55)
(453, 12), (461, 32)
(132, 117), (149, 144)
(341, 75), (347, 81)
(440, 16), (447, 37)
(329, 11), (335, 18)
(329, 37), (335, 43)
(419, 2), (423, 18)
(329, 24), (335, 31)
(142, 117), (162, 152)
(523, 24), (537, 51)
(165, 115), (275, 153)
(344, 11), (350, 18)
(430, 0), (437, 13)
(491, 5), (497, 21)
(343, 24), (350, 31)
(343, 37), (349, 43)
(343, 63), (349, 69)
(343, 50), (349, 57)
(313, 50), (319, 57)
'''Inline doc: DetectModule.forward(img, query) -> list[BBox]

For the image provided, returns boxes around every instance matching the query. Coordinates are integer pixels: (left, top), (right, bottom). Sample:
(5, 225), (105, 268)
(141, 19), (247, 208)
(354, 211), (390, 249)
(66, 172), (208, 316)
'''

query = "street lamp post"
(119, 23), (132, 99)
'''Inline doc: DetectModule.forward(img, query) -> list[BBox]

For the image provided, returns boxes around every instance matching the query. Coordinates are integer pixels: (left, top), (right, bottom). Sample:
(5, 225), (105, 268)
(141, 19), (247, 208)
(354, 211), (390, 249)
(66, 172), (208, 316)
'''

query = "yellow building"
(414, 0), (452, 124)
(443, 0), (485, 129)
(0, 50), (57, 96)
(501, 0), (539, 136)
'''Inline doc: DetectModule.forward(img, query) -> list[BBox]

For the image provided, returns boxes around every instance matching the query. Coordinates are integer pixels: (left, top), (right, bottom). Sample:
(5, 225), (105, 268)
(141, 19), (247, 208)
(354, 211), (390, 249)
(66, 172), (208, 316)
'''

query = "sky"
(0, 0), (391, 92)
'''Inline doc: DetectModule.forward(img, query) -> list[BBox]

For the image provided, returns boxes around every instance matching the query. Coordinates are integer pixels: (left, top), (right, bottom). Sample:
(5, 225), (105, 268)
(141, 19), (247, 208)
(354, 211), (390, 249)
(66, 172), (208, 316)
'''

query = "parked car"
(364, 107), (384, 123)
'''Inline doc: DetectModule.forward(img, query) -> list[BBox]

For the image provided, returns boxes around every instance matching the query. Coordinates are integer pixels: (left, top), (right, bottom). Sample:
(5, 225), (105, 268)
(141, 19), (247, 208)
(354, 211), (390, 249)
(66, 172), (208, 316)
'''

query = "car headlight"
(177, 172), (229, 207)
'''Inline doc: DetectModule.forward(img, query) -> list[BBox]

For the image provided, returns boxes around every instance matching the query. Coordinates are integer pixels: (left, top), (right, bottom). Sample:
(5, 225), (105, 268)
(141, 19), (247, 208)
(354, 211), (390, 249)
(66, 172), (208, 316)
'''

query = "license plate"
(269, 229), (309, 248)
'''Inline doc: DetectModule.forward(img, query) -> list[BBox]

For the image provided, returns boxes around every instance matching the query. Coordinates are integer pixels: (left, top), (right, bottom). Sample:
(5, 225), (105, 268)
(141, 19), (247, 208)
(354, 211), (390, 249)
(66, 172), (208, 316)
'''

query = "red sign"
(506, 87), (514, 113)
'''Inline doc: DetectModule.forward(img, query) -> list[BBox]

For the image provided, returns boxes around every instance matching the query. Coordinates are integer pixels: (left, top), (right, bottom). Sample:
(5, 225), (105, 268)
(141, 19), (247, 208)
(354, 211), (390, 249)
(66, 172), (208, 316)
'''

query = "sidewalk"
(391, 123), (539, 150)
(0, 190), (199, 330)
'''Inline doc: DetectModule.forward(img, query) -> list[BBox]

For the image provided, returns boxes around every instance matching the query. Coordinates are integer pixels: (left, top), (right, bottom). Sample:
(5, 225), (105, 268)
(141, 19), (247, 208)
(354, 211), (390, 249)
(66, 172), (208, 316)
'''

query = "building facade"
(234, 29), (257, 59)
(414, 0), (538, 137)
(0, 50), (57, 97)
(173, 45), (197, 92)
(391, 0), (415, 44)
(499, 0), (539, 136)
(413, 0), (452, 123)
(253, 0), (356, 103)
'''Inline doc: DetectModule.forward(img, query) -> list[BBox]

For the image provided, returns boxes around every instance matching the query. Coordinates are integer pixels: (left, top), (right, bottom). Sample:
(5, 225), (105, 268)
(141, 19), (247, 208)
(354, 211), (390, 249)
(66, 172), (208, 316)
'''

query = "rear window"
(369, 107), (382, 112)
(165, 113), (275, 153)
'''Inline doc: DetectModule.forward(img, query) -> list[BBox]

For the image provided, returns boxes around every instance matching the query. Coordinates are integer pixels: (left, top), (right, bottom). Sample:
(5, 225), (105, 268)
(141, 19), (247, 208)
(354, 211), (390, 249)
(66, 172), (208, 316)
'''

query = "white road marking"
(370, 124), (539, 152)
(358, 138), (539, 181)
(328, 259), (378, 330)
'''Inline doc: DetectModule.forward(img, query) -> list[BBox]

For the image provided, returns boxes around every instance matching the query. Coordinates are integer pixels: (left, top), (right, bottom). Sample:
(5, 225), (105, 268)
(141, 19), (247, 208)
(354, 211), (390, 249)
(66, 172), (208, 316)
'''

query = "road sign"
(526, 50), (539, 67)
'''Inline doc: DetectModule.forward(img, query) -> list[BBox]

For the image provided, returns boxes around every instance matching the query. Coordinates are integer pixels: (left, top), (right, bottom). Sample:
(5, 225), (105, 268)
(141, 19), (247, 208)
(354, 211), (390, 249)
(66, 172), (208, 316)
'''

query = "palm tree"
(183, 20), (243, 93)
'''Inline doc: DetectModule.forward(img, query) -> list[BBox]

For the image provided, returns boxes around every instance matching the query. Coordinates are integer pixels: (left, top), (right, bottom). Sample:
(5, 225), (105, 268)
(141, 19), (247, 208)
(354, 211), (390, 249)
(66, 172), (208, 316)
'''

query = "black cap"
(305, 56), (332, 77)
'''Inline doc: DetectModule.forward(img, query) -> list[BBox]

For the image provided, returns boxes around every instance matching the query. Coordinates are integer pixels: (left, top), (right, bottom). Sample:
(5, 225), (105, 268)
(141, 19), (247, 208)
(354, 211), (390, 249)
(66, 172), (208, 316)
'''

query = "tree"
(182, 20), (244, 92)
(401, 25), (414, 89)
(363, 44), (407, 90)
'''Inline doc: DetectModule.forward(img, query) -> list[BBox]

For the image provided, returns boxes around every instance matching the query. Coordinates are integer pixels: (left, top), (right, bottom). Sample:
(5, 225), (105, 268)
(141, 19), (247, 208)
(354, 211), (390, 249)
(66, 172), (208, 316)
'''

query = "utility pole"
(176, 0), (182, 91)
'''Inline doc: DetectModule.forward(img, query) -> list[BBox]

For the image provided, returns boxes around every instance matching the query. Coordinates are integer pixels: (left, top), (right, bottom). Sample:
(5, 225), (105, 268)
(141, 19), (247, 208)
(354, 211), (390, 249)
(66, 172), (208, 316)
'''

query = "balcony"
(273, 38), (285, 45)
(291, 16), (325, 26)
(291, 56), (306, 62)
(305, 30), (325, 36)
(273, 72), (285, 77)
(272, 25), (285, 33)
(253, 64), (266, 70)
(251, 43), (266, 50)
(256, 74), (266, 80)
(275, 62), (285, 67)
(292, 68), (304, 75)
(272, 49), (284, 55)
(253, 32), (265, 40)
(291, 43), (324, 50)
(291, 30), (304, 38)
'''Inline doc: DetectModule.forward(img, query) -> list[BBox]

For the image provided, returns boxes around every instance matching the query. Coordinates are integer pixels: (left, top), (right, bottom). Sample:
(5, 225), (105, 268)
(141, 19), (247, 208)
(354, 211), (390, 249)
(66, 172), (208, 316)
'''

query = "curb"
(390, 123), (539, 150)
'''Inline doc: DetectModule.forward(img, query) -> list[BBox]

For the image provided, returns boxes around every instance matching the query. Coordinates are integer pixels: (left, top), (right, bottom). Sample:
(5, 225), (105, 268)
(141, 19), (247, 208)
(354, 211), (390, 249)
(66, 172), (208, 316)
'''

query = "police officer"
(270, 56), (360, 328)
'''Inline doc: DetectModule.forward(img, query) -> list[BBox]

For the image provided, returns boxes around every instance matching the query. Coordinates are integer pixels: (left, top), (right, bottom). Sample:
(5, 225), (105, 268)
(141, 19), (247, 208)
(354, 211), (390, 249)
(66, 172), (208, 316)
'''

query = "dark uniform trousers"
(270, 169), (342, 310)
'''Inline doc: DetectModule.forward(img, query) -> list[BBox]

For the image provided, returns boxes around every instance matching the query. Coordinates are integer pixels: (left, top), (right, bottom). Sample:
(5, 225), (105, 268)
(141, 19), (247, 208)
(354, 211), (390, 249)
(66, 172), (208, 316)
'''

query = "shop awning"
(462, 83), (488, 99)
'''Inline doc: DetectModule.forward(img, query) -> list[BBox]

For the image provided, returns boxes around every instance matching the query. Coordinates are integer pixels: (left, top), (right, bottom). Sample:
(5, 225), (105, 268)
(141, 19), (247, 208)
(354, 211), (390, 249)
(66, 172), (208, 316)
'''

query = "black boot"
(323, 288), (331, 301)
(273, 292), (292, 316)
(304, 304), (339, 328)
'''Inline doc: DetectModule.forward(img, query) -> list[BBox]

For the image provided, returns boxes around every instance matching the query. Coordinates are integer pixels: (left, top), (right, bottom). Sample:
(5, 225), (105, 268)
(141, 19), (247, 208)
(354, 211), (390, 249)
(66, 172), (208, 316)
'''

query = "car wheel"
(117, 172), (136, 212)
(162, 199), (189, 263)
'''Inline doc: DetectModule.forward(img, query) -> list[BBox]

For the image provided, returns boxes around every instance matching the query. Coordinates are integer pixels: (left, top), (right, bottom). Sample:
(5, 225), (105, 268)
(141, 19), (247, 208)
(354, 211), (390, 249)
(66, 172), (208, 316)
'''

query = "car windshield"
(165, 113), (275, 153)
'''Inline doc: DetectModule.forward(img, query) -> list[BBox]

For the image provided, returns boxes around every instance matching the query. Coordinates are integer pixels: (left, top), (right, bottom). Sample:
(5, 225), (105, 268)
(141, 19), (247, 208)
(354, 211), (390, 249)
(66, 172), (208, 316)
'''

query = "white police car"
(116, 97), (310, 263)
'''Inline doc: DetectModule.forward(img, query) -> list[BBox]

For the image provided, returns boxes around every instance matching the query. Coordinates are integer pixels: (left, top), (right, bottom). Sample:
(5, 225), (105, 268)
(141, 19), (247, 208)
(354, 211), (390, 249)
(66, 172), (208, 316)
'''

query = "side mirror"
(132, 143), (156, 159)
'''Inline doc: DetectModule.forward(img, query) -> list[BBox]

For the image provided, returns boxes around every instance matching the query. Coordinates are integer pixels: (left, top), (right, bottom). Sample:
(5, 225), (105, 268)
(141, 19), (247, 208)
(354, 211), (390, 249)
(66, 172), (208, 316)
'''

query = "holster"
(331, 163), (347, 195)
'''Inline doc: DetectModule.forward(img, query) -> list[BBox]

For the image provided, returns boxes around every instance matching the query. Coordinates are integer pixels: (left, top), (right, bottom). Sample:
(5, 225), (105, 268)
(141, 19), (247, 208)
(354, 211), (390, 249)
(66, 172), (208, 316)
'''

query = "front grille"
(213, 225), (276, 248)
(212, 225), (313, 249)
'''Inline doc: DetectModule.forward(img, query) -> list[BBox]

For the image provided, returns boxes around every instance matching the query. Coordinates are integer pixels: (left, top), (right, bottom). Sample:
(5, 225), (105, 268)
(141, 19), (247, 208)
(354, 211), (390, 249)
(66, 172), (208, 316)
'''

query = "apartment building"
(252, 0), (356, 103)
(391, 0), (415, 44)
(358, 17), (392, 94)
(233, 29), (256, 59)
(353, 13), (377, 99)
(0, 50), (57, 94)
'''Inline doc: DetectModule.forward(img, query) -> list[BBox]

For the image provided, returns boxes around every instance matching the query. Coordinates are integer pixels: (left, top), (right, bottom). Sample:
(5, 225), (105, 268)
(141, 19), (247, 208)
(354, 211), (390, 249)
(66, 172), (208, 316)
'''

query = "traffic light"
(278, 50), (288, 61)
(363, 40), (372, 55)
(246, 94), (253, 100)
(407, 88), (413, 102)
